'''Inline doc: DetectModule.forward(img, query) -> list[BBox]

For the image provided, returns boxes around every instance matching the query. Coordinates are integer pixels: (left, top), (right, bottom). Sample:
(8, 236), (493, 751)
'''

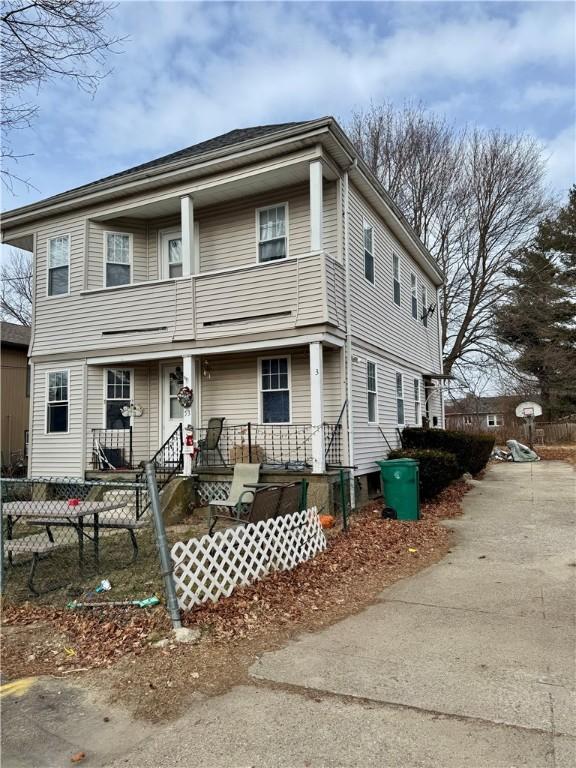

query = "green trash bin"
(377, 458), (420, 520)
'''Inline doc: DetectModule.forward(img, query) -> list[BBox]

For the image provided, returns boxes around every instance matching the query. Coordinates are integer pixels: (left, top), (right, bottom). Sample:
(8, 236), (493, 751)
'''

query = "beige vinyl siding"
(199, 346), (341, 426)
(32, 279), (183, 354)
(322, 180), (338, 258)
(85, 363), (160, 468)
(30, 360), (85, 478)
(325, 255), (346, 330)
(350, 341), (443, 475)
(194, 253), (327, 341)
(348, 184), (441, 375)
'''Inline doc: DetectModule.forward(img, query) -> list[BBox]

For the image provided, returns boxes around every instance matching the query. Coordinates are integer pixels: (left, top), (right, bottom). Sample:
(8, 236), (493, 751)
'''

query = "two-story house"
(1, 117), (444, 504)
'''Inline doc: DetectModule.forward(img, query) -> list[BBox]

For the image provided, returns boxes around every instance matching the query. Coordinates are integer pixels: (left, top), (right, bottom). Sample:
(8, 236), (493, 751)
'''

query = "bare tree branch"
(1, 1), (124, 190)
(1, 247), (33, 325)
(348, 102), (552, 380)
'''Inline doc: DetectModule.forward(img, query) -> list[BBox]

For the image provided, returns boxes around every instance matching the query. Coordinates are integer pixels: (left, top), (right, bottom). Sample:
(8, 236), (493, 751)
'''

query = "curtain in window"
(259, 207), (286, 262)
(48, 237), (69, 295)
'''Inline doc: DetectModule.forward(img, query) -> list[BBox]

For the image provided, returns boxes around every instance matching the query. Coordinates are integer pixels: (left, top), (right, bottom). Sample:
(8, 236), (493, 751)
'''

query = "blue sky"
(4, 0), (575, 209)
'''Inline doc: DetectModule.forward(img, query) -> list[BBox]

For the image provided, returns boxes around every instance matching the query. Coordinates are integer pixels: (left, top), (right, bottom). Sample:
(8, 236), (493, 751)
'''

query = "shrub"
(401, 428), (495, 475)
(387, 448), (460, 501)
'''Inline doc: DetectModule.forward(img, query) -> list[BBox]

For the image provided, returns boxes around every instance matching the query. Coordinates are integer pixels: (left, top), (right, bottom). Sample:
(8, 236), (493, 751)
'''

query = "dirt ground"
(2, 481), (471, 721)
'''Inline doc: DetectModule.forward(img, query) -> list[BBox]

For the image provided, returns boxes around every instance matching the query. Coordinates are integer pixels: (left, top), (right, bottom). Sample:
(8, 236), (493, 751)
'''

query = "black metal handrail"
(135, 424), (183, 519)
(91, 427), (133, 470)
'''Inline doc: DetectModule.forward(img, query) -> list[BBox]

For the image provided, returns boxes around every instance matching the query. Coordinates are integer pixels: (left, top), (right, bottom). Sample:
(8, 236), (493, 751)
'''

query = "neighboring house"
(1, 321), (31, 466)
(445, 395), (526, 432)
(1, 117), (444, 501)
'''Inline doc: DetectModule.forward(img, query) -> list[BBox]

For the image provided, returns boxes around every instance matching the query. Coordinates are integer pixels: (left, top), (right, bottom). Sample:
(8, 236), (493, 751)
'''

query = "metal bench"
(4, 534), (62, 595)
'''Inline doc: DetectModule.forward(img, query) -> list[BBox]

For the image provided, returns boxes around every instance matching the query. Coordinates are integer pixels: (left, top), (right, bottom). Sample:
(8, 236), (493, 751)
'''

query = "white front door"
(161, 363), (185, 444)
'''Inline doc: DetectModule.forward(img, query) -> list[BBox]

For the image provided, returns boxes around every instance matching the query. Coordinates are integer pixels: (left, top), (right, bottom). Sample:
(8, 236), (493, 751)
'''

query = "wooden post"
(180, 195), (195, 276)
(309, 341), (325, 473)
(309, 159), (323, 252)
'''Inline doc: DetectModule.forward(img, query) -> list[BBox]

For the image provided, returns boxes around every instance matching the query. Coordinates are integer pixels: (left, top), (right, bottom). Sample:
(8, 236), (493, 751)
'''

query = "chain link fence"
(0, 476), (165, 602)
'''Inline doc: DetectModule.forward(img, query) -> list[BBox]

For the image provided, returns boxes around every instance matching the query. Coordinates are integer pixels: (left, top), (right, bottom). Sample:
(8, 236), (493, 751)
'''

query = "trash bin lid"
(377, 458), (419, 467)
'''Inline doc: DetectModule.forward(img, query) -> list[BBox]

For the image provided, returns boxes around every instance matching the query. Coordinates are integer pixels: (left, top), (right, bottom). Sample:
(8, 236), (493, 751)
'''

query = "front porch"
(85, 341), (347, 479)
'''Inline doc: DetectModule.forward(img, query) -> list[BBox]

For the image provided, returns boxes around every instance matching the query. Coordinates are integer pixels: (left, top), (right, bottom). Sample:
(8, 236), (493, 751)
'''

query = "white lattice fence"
(170, 507), (327, 610)
(195, 480), (232, 505)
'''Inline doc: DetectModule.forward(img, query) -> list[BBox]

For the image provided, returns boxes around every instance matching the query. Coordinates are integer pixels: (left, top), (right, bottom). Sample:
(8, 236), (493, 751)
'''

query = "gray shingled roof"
(40, 121), (312, 206)
(1, 321), (31, 347)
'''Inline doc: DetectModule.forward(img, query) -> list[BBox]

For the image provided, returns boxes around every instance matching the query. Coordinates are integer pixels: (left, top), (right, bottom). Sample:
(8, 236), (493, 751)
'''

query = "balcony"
(31, 252), (346, 355)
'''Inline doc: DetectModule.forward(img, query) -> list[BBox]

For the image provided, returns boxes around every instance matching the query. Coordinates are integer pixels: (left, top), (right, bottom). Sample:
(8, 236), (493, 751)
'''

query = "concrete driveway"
(4, 461), (575, 767)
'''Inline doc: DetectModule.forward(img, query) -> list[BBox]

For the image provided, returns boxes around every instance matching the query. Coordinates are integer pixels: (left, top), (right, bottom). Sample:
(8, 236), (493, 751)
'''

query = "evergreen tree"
(496, 190), (576, 420)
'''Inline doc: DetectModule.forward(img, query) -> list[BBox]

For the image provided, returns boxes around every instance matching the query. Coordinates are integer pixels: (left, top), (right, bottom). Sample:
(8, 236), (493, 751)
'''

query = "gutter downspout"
(343, 168), (356, 508)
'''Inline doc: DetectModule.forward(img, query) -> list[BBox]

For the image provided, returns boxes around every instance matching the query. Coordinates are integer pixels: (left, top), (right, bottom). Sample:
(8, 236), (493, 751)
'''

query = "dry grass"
(2, 481), (471, 721)
(537, 444), (576, 466)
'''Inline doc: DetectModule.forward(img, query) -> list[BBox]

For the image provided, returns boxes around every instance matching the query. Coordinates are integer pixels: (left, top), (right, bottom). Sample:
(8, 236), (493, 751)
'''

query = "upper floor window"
(410, 274), (418, 319)
(363, 222), (374, 284)
(421, 284), (428, 327)
(486, 414), (503, 427)
(105, 232), (132, 287)
(260, 357), (290, 423)
(367, 361), (377, 423)
(46, 370), (68, 433)
(159, 229), (183, 279)
(396, 372), (405, 425)
(413, 378), (421, 425)
(48, 235), (70, 296)
(393, 253), (401, 306)
(258, 204), (287, 263)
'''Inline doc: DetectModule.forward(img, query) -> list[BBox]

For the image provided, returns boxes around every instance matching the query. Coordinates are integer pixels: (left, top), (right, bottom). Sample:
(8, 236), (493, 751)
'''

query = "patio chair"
(209, 481), (303, 534)
(196, 417), (226, 466)
(207, 462), (260, 529)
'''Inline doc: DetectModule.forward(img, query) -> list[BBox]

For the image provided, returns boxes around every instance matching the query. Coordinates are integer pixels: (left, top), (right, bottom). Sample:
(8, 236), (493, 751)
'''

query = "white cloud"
(5, 1), (575, 204)
(544, 124), (576, 196)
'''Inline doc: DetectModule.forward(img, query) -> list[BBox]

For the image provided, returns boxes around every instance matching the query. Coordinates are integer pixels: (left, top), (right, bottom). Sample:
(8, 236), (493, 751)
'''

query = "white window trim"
(366, 359), (378, 424)
(255, 202), (289, 264)
(257, 355), (292, 425)
(393, 252), (401, 306)
(45, 368), (70, 435)
(463, 415), (473, 425)
(413, 377), (421, 426)
(486, 413), (503, 427)
(363, 218), (375, 286)
(46, 234), (71, 297)
(410, 273), (418, 320)
(103, 231), (133, 287)
(103, 367), (134, 429)
(396, 372), (405, 426)
(158, 227), (182, 280)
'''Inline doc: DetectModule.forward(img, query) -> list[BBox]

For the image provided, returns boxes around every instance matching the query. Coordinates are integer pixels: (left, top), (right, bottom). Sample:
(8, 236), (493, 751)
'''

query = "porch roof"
(85, 332), (345, 366)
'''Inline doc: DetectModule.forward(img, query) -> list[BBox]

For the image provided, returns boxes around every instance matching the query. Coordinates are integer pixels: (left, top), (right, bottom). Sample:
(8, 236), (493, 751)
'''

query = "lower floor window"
(413, 379), (421, 425)
(261, 358), (290, 423)
(106, 368), (131, 429)
(367, 361), (377, 423)
(47, 370), (68, 433)
(396, 373), (405, 425)
(486, 414), (503, 427)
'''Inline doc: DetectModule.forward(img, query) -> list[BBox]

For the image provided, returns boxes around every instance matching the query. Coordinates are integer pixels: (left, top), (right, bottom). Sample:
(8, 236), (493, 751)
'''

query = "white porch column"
(182, 355), (199, 475)
(180, 195), (196, 276)
(309, 341), (325, 474)
(309, 160), (323, 252)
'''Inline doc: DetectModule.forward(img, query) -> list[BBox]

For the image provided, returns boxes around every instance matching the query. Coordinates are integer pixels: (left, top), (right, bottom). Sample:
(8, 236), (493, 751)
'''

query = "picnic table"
(2, 500), (124, 566)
